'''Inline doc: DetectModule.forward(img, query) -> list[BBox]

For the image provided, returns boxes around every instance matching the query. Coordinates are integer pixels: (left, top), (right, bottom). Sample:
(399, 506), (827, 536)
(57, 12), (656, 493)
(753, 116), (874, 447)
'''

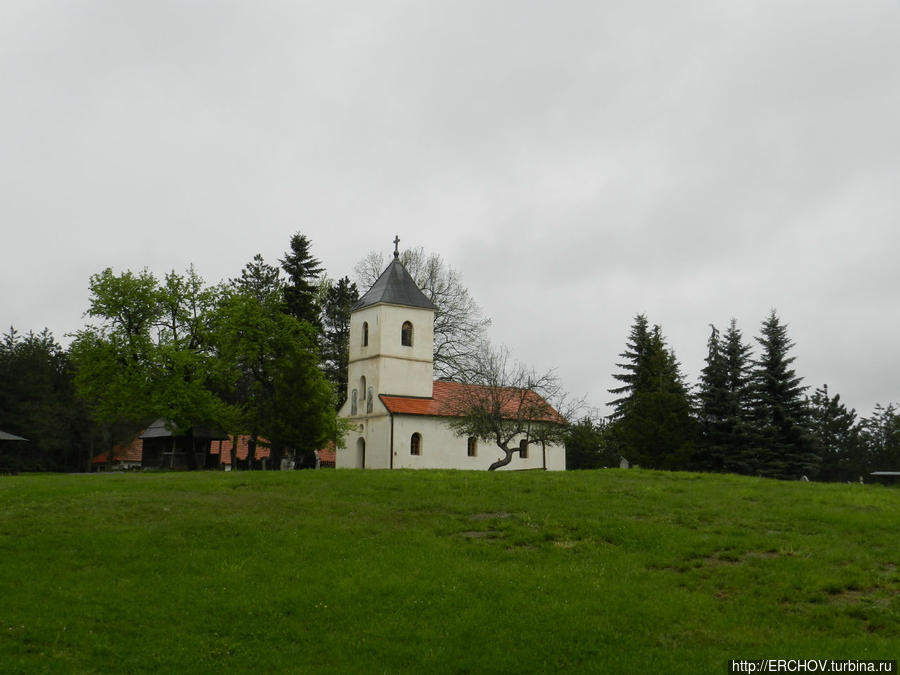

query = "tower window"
(362, 322), (369, 346)
(351, 389), (358, 416)
(467, 437), (478, 457)
(519, 439), (529, 459)
(410, 432), (422, 456)
(367, 386), (374, 414)
(401, 321), (413, 347)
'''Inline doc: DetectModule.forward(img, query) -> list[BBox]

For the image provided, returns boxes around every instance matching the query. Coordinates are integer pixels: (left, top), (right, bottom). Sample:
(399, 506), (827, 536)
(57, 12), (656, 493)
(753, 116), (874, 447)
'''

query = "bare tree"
(443, 343), (577, 471)
(354, 247), (491, 380)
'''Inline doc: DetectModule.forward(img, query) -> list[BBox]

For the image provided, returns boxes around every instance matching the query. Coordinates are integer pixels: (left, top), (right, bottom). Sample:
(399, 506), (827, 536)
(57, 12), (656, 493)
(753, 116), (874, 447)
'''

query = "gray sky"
(3, 1), (898, 418)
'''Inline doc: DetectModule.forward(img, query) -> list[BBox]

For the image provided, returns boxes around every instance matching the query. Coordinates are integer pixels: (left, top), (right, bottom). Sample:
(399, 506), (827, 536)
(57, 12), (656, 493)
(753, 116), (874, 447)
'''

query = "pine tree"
(750, 310), (817, 479)
(859, 403), (900, 474)
(320, 276), (359, 407)
(608, 317), (696, 469)
(808, 384), (862, 482)
(608, 314), (652, 421)
(696, 319), (754, 473)
(280, 233), (324, 328)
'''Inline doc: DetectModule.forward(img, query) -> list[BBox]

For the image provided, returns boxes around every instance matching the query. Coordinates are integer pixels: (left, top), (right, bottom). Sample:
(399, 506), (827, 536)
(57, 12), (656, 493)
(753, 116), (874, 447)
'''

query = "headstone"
(619, 457), (630, 469)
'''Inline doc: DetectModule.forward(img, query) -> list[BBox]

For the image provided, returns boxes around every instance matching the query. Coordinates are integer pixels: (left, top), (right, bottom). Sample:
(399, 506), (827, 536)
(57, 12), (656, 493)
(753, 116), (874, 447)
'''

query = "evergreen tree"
(231, 254), (284, 306)
(750, 310), (817, 479)
(320, 276), (358, 407)
(696, 319), (754, 473)
(280, 233), (324, 328)
(0, 328), (94, 471)
(808, 384), (863, 482)
(564, 417), (617, 469)
(859, 403), (900, 474)
(608, 314), (652, 421)
(608, 317), (696, 469)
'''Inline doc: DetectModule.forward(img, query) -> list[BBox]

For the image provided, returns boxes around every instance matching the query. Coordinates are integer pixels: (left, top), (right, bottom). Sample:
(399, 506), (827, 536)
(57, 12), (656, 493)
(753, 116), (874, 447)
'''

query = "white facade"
(336, 256), (565, 471)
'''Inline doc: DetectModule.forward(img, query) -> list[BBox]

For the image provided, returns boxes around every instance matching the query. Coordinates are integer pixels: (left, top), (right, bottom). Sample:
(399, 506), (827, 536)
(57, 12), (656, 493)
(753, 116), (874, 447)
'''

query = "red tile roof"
(379, 381), (564, 423)
(316, 442), (336, 464)
(209, 436), (271, 464)
(92, 437), (143, 464)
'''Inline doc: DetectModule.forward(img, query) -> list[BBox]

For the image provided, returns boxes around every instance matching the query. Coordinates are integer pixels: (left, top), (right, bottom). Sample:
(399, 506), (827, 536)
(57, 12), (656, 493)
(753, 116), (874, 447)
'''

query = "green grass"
(1, 469), (898, 673)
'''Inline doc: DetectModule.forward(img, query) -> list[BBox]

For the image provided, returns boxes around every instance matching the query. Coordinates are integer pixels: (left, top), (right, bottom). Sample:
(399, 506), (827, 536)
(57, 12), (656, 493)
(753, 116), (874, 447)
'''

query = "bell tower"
(345, 239), (435, 416)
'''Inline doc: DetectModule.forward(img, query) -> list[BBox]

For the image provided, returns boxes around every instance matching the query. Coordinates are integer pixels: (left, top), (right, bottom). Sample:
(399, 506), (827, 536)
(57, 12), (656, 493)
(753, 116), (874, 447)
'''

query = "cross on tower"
(393, 235), (400, 258)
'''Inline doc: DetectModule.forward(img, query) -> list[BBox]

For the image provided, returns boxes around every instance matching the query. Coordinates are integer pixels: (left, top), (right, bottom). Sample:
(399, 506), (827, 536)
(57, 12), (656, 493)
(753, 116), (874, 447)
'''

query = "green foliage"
(320, 276), (358, 407)
(0, 328), (92, 471)
(280, 232), (324, 328)
(696, 319), (755, 473)
(564, 416), (617, 469)
(750, 311), (817, 479)
(809, 385), (864, 482)
(70, 267), (237, 465)
(608, 316), (696, 469)
(214, 287), (339, 467)
(859, 403), (900, 472)
(2, 470), (899, 672)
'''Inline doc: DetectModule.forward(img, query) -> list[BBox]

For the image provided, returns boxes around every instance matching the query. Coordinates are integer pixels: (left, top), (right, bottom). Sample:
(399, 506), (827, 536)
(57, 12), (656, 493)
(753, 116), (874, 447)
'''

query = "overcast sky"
(3, 1), (898, 418)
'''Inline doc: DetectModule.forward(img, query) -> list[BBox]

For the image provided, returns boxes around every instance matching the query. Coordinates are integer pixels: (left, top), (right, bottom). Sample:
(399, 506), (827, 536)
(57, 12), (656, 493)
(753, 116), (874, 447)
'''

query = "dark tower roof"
(352, 256), (436, 311)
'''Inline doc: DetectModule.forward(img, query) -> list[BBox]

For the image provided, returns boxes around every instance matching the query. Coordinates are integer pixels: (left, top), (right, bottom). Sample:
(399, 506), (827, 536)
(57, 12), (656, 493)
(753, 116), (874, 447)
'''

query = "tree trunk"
(488, 446), (514, 471)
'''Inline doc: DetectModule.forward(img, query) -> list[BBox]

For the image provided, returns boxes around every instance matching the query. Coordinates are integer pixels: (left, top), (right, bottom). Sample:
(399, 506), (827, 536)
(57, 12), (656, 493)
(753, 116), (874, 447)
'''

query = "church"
(336, 244), (566, 470)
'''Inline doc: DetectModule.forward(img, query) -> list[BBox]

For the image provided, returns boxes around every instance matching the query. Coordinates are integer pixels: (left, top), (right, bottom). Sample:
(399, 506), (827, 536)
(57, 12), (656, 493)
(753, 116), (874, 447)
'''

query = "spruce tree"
(320, 276), (359, 407)
(859, 403), (900, 474)
(750, 310), (817, 479)
(608, 314), (652, 421)
(808, 384), (862, 481)
(608, 317), (696, 469)
(280, 232), (324, 328)
(696, 319), (754, 473)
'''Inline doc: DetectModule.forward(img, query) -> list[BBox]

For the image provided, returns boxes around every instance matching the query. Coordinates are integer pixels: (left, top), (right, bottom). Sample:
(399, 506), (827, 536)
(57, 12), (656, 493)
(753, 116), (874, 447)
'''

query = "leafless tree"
(443, 342), (579, 471)
(354, 247), (491, 380)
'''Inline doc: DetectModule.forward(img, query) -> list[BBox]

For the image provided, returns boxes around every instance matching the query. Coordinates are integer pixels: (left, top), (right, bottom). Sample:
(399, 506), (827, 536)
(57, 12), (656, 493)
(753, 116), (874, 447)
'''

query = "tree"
(281, 233), (324, 328)
(214, 281), (341, 470)
(607, 316), (696, 469)
(70, 267), (236, 469)
(859, 403), (900, 474)
(808, 384), (863, 482)
(749, 310), (817, 479)
(696, 319), (755, 473)
(320, 276), (359, 406)
(0, 328), (94, 471)
(354, 247), (491, 380)
(443, 343), (572, 471)
(564, 416), (617, 469)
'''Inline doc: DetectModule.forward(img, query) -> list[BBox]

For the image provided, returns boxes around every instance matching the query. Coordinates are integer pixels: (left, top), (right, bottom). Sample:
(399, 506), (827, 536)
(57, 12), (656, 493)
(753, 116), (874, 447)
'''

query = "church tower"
(345, 241), (435, 418)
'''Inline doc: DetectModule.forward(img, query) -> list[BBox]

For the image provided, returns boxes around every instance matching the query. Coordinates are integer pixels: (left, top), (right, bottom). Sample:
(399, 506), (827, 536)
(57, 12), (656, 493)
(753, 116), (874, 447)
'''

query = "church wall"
(390, 415), (566, 471)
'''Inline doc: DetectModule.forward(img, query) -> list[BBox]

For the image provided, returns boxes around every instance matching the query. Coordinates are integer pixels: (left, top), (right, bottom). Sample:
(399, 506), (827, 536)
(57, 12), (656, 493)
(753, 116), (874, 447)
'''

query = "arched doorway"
(356, 437), (366, 468)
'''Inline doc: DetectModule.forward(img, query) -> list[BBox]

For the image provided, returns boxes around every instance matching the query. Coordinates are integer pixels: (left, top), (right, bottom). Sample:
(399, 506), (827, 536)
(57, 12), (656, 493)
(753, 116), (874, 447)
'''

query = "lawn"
(0, 469), (898, 673)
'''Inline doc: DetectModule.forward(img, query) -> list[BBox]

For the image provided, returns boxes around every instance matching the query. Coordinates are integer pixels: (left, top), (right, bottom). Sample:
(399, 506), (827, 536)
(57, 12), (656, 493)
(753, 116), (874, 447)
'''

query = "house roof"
(92, 438), (143, 464)
(352, 255), (436, 311)
(139, 418), (229, 440)
(209, 436), (271, 463)
(379, 381), (565, 423)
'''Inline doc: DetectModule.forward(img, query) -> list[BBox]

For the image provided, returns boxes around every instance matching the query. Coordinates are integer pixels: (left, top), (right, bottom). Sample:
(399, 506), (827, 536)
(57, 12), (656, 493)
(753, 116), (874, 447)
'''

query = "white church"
(336, 245), (566, 470)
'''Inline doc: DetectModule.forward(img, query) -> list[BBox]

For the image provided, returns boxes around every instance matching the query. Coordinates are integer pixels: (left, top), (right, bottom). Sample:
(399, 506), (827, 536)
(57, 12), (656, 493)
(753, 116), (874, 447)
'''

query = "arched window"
(351, 389), (358, 415)
(410, 432), (422, 456)
(360, 376), (367, 403)
(401, 321), (413, 347)
(366, 386), (374, 414)
(519, 439), (529, 459)
(467, 437), (478, 457)
(362, 322), (369, 347)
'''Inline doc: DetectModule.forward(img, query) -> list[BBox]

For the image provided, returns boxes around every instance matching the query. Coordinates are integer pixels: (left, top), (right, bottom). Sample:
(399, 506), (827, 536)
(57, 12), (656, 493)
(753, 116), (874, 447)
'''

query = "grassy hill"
(1, 469), (898, 673)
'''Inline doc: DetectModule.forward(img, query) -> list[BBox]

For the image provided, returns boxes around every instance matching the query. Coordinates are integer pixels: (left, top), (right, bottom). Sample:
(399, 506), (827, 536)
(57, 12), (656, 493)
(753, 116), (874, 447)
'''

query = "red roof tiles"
(379, 381), (564, 423)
